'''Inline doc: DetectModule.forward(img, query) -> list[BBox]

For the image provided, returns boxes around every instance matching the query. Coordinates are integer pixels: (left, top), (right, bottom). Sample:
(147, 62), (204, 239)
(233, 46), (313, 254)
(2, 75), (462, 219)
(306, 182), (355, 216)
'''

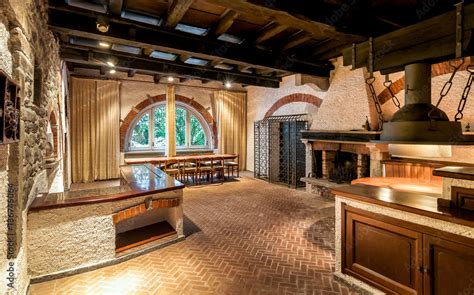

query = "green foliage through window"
(154, 106), (166, 147)
(176, 108), (186, 146)
(191, 114), (205, 145)
(129, 104), (208, 150)
(130, 113), (149, 148)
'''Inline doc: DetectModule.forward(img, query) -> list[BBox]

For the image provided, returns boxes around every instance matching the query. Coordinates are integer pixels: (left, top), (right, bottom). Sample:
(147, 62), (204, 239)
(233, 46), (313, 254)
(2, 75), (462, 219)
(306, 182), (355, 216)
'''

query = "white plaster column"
(165, 85), (176, 156)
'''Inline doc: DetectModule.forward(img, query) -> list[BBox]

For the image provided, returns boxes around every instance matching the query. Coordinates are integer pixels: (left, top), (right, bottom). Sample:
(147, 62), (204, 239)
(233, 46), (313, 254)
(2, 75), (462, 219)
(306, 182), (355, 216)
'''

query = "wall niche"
(0, 70), (21, 143)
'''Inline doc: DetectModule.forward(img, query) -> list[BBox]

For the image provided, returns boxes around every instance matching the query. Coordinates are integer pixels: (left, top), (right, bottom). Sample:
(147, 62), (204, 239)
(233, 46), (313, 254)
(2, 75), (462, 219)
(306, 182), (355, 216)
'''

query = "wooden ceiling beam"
(60, 45), (281, 87)
(108, 0), (124, 16)
(255, 22), (287, 44)
(282, 31), (312, 51)
(342, 3), (474, 72)
(166, 0), (194, 29)
(48, 5), (333, 77)
(213, 9), (239, 36)
(202, 0), (363, 42)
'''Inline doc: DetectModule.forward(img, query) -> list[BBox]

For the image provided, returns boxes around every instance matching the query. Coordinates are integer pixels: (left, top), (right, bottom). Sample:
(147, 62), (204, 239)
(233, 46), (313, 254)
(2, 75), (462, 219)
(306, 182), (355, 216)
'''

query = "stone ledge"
(301, 177), (348, 188)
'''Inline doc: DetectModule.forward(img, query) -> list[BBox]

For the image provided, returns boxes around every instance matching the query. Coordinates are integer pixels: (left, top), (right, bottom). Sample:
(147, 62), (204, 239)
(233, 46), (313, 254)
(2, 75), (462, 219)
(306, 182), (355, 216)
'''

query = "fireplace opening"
(312, 150), (323, 178)
(330, 151), (358, 183)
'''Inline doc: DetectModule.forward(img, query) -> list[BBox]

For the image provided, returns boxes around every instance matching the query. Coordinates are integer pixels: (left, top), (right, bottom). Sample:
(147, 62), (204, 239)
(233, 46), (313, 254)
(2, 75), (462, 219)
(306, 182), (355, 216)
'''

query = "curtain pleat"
(71, 78), (120, 183)
(212, 90), (247, 170)
(165, 85), (176, 156)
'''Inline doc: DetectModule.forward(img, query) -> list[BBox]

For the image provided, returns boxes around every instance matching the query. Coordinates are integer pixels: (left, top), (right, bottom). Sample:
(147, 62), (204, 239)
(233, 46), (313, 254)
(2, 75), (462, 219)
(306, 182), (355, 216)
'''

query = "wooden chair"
(163, 159), (180, 180)
(197, 157), (213, 184)
(181, 157), (198, 184)
(212, 157), (225, 182)
(224, 155), (240, 178)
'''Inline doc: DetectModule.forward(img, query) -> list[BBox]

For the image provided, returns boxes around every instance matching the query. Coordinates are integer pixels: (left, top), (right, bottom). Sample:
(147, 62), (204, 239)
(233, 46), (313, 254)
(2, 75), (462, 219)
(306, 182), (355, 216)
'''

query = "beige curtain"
(165, 85), (176, 156)
(212, 90), (247, 170)
(70, 78), (120, 183)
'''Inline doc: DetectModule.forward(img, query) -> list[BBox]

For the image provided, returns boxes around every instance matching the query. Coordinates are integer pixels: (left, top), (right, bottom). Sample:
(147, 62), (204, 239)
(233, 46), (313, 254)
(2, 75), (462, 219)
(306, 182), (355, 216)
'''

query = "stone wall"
(0, 0), (63, 293)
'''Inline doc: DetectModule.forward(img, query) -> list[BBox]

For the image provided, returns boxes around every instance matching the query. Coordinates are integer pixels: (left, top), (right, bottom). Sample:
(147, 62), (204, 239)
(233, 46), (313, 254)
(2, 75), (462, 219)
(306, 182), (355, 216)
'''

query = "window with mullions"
(128, 102), (210, 151)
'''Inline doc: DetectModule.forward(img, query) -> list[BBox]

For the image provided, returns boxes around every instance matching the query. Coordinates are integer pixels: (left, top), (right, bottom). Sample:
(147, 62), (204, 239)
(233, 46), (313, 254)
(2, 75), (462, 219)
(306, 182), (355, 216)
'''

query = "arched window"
(127, 102), (211, 151)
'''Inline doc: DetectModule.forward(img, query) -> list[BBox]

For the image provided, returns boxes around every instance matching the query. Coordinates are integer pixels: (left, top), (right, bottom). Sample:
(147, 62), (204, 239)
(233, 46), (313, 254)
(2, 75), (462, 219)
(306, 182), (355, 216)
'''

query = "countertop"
(29, 164), (184, 211)
(433, 166), (474, 181)
(332, 184), (474, 227)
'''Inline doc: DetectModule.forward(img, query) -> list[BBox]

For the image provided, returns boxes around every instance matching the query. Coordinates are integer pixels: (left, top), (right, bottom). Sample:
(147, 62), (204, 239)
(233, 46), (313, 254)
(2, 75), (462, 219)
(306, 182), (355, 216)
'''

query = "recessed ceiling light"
(106, 61), (115, 67)
(109, 69), (116, 74)
(167, 76), (174, 82)
(99, 42), (110, 48)
(225, 81), (232, 89)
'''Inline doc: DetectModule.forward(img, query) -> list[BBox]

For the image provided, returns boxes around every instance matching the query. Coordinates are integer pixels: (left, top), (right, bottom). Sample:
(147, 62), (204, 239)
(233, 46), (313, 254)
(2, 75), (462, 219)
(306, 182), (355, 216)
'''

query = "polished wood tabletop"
(30, 164), (184, 211)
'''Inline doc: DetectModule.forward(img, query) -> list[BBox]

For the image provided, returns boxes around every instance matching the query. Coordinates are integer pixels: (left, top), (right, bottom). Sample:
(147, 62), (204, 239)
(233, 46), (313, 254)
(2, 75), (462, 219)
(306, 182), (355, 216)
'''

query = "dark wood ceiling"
(48, 0), (463, 87)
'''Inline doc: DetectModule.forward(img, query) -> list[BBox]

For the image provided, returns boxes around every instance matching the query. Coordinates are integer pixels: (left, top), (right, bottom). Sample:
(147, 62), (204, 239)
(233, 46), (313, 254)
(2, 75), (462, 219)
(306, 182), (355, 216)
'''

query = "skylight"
(111, 44), (142, 55)
(175, 24), (208, 36)
(150, 50), (178, 61)
(121, 11), (162, 26)
(184, 57), (209, 66)
(217, 34), (244, 44)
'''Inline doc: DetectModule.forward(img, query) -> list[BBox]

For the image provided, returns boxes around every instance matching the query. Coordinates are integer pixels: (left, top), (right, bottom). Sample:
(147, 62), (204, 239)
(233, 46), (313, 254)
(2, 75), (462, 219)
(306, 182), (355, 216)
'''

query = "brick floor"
(30, 174), (358, 295)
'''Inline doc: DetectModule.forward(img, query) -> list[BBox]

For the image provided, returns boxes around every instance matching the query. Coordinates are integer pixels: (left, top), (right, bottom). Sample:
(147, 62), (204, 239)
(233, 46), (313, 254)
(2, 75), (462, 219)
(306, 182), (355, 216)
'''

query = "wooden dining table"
(124, 154), (239, 165)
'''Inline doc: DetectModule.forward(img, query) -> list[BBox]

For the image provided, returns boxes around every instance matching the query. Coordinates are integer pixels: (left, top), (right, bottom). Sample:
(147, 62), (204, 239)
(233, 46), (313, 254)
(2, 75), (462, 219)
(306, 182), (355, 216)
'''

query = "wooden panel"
(423, 235), (474, 295)
(451, 186), (474, 212)
(343, 207), (423, 294)
(383, 161), (442, 184)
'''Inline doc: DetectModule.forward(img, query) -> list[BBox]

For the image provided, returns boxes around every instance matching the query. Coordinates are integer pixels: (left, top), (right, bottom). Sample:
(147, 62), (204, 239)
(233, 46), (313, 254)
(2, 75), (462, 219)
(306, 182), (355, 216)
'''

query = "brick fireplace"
(301, 131), (389, 199)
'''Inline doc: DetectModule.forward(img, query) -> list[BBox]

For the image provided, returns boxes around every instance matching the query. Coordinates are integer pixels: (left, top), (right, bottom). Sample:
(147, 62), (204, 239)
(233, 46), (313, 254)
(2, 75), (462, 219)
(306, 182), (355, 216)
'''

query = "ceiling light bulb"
(96, 16), (110, 33)
(225, 81), (232, 89)
(99, 42), (110, 48)
(106, 61), (115, 67)
(109, 69), (116, 74)
(167, 76), (174, 82)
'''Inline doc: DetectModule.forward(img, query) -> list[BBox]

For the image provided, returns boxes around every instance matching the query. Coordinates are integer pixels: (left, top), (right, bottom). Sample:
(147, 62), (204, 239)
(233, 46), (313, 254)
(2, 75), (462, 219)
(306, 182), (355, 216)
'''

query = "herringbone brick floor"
(30, 174), (358, 295)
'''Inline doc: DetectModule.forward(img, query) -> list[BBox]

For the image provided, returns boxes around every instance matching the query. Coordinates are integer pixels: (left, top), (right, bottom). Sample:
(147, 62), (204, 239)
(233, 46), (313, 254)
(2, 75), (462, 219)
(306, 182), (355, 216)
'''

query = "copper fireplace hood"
(374, 63), (474, 145)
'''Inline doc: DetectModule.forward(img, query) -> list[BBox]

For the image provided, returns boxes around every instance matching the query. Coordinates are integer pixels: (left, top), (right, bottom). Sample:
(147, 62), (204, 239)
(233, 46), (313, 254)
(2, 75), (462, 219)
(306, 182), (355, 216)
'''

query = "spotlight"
(224, 81), (232, 89)
(96, 16), (110, 33)
(109, 69), (116, 74)
(106, 60), (115, 67)
(167, 76), (174, 82)
(99, 42), (110, 48)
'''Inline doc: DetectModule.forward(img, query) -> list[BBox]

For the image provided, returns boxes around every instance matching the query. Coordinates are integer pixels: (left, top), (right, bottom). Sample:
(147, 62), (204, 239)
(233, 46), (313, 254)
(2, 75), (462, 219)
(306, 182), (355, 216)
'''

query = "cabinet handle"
(419, 267), (430, 274)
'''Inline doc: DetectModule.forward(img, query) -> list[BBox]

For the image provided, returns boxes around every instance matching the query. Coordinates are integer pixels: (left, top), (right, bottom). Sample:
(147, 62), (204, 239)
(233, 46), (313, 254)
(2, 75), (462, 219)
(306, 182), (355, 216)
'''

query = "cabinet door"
(423, 235), (474, 295)
(343, 207), (423, 294)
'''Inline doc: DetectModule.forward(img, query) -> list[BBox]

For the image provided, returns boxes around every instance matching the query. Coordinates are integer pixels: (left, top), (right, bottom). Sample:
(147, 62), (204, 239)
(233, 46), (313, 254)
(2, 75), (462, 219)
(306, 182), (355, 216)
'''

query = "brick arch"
(378, 57), (472, 105)
(120, 94), (216, 151)
(264, 93), (323, 118)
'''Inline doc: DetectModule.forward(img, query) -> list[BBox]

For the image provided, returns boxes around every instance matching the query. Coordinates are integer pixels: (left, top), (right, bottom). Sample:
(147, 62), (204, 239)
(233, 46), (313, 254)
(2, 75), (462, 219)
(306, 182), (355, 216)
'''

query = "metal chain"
(366, 76), (384, 130)
(428, 58), (464, 120)
(383, 74), (401, 109)
(366, 37), (383, 130)
(455, 64), (474, 121)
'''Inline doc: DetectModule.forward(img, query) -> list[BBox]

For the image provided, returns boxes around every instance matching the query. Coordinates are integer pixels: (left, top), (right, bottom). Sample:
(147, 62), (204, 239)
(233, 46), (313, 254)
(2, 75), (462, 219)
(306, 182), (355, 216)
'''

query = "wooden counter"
(433, 166), (474, 181)
(332, 184), (474, 294)
(30, 164), (184, 211)
(333, 183), (474, 227)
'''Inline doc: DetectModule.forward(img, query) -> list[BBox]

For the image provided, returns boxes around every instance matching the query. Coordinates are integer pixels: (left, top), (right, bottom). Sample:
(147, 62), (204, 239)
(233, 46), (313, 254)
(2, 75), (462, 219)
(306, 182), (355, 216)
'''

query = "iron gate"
(254, 114), (308, 188)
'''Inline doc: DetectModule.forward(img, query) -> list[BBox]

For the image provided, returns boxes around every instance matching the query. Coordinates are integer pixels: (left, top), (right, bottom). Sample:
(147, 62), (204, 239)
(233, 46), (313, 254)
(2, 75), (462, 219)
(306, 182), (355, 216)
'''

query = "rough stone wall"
(27, 189), (183, 278)
(0, 0), (62, 293)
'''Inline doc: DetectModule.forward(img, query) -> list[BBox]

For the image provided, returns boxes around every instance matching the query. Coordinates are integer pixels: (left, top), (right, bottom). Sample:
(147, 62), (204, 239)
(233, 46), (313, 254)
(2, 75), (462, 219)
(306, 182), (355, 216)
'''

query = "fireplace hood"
(374, 63), (474, 145)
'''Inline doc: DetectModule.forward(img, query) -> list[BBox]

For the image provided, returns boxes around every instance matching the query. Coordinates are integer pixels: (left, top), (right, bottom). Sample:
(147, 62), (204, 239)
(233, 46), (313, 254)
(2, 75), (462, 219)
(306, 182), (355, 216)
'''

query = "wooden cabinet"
(423, 235), (474, 295)
(342, 204), (474, 295)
